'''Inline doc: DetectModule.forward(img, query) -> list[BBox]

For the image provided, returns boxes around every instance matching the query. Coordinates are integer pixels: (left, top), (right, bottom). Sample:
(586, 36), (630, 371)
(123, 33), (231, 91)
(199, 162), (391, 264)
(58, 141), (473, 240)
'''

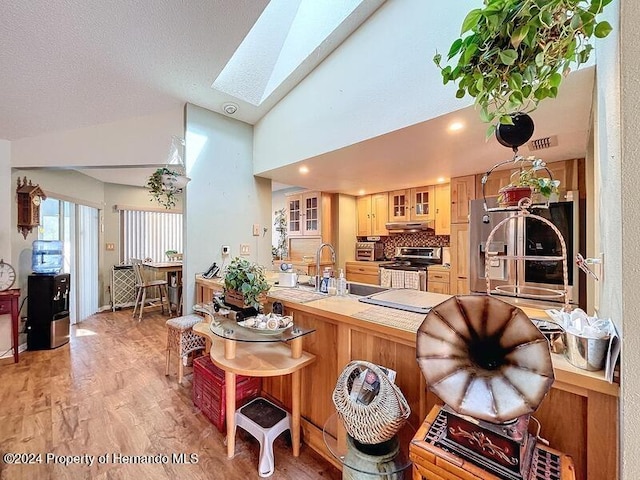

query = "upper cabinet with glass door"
(409, 186), (435, 221)
(287, 191), (322, 237)
(388, 190), (410, 222)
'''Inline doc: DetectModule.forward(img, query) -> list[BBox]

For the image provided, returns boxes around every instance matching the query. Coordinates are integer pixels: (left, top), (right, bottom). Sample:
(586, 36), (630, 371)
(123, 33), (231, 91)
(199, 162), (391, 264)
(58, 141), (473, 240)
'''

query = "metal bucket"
(564, 331), (610, 371)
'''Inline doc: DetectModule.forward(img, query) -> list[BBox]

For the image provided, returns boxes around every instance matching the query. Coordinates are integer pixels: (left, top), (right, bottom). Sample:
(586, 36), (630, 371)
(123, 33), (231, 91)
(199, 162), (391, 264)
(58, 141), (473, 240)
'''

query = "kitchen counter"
(256, 285), (618, 480)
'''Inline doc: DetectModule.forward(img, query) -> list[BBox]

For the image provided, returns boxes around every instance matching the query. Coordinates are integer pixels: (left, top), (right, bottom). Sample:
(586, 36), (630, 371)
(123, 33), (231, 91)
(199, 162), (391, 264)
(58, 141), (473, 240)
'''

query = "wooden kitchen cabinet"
(357, 193), (388, 236)
(427, 268), (450, 294)
(287, 191), (326, 237)
(434, 183), (450, 235)
(476, 159), (578, 199)
(409, 185), (435, 221)
(476, 167), (513, 198)
(345, 261), (380, 285)
(450, 175), (476, 223)
(450, 223), (470, 294)
(388, 189), (410, 221)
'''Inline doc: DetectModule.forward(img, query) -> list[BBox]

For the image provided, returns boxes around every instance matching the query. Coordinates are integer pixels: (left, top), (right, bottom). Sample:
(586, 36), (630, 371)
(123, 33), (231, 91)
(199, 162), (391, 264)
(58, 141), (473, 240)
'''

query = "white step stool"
(234, 397), (291, 477)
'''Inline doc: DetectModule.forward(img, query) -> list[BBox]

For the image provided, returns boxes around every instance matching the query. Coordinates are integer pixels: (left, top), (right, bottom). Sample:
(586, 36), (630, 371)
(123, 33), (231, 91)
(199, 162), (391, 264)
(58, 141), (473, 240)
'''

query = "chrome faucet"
(315, 243), (336, 292)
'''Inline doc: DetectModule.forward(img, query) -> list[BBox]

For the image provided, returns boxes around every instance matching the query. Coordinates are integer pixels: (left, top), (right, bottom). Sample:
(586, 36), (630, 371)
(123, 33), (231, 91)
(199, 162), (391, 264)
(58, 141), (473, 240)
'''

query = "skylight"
(212, 0), (383, 107)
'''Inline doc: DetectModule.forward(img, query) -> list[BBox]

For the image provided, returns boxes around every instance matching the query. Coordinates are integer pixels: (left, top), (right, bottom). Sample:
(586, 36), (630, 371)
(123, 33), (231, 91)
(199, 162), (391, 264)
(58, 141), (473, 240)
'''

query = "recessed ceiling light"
(299, 166), (309, 174)
(358, 189), (366, 195)
(222, 102), (238, 115)
(448, 121), (464, 132)
(437, 177), (446, 183)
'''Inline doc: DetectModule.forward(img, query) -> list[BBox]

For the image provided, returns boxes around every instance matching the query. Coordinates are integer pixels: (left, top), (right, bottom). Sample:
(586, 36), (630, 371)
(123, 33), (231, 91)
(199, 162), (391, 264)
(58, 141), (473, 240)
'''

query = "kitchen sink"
(347, 282), (388, 297)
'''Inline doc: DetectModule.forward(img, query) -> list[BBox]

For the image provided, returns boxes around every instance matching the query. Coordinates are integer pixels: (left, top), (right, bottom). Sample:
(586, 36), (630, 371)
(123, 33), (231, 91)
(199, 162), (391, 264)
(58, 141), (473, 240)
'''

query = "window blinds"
(121, 210), (183, 263)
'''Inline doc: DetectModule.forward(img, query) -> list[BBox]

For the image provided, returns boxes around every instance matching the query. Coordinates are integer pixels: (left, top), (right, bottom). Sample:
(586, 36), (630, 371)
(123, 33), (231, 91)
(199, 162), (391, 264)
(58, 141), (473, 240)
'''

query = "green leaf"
(499, 115), (514, 126)
(499, 49), (518, 66)
(456, 89), (466, 99)
(461, 9), (482, 34)
(522, 85), (532, 98)
(508, 72), (523, 91)
(447, 39), (463, 59)
(539, 10), (553, 28)
(433, 52), (442, 66)
(510, 24), (529, 49)
(462, 44), (479, 64)
(535, 52), (545, 67)
(549, 72), (562, 87)
(480, 107), (493, 123)
(570, 13), (582, 30)
(485, 124), (497, 141)
(595, 21), (613, 38)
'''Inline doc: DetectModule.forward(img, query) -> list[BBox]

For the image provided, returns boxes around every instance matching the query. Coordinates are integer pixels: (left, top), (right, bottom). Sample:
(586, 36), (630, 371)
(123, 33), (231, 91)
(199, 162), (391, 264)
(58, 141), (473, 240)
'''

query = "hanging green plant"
(146, 167), (190, 209)
(433, 0), (613, 137)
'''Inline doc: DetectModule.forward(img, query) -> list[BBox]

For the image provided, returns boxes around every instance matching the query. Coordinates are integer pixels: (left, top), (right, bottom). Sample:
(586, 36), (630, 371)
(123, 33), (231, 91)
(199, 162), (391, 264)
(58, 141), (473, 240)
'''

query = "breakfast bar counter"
(193, 276), (618, 480)
(264, 289), (618, 480)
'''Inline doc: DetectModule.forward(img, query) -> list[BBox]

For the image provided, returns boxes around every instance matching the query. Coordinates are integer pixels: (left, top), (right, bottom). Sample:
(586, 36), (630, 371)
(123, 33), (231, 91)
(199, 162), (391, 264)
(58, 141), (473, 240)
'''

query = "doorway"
(40, 198), (99, 323)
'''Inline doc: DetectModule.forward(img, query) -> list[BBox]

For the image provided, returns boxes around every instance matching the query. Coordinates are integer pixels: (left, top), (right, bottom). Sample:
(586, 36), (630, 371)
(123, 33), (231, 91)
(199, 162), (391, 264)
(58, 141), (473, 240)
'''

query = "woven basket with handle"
(332, 360), (411, 445)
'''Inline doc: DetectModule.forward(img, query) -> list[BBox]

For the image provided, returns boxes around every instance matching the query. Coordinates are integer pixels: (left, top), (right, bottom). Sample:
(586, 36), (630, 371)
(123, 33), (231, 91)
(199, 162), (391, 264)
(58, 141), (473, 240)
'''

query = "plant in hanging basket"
(146, 167), (190, 209)
(497, 156), (560, 206)
(223, 257), (270, 310)
(433, 0), (613, 137)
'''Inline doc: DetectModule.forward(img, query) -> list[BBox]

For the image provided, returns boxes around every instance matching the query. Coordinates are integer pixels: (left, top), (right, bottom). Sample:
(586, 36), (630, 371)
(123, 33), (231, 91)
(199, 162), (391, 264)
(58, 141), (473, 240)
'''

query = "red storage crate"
(192, 355), (262, 432)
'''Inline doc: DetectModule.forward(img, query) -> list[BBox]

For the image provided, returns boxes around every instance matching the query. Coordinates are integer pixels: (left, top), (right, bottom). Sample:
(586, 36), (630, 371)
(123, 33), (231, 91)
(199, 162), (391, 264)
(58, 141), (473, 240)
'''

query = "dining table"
(143, 261), (182, 286)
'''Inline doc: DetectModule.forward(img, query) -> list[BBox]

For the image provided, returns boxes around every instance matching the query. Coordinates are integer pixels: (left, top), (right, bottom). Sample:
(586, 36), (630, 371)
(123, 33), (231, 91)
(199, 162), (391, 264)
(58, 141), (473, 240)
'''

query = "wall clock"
(0, 259), (16, 292)
(16, 176), (46, 239)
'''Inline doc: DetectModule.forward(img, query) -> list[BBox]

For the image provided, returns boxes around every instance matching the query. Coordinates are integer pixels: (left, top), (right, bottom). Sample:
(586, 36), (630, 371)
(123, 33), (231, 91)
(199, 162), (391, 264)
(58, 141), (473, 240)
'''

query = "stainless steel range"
(380, 247), (442, 291)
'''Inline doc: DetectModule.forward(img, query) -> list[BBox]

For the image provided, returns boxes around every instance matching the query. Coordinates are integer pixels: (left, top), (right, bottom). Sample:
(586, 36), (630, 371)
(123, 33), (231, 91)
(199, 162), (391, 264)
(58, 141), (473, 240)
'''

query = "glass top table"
(323, 411), (416, 477)
(194, 303), (315, 342)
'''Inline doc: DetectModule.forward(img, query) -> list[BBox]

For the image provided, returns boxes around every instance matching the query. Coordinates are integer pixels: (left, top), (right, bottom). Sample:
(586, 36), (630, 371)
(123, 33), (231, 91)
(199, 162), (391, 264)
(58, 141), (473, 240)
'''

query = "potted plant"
(434, 0), (613, 137)
(223, 257), (270, 310)
(146, 167), (190, 209)
(497, 157), (561, 207)
(273, 208), (288, 260)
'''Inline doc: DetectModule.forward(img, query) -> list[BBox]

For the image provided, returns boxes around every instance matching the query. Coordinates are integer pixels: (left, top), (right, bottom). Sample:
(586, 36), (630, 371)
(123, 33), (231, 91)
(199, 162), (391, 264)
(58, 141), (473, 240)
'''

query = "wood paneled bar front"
(260, 293), (619, 480)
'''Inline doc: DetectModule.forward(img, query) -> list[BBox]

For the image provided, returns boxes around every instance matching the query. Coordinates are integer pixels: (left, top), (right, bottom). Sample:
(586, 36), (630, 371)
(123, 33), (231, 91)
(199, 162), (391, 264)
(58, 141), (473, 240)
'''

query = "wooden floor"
(0, 309), (341, 480)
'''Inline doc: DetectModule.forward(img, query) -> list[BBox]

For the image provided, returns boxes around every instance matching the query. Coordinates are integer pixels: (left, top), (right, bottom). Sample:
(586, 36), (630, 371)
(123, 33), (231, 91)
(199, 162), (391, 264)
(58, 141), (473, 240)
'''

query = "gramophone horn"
(416, 295), (554, 424)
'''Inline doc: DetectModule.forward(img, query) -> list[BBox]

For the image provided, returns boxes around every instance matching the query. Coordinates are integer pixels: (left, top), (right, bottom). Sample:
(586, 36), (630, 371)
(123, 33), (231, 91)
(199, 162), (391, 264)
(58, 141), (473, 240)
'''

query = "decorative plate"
(238, 314), (294, 335)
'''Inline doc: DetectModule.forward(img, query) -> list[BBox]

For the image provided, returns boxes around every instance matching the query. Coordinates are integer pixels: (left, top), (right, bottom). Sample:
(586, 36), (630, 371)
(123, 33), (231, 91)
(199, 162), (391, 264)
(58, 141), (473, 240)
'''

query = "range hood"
(385, 221), (435, 234)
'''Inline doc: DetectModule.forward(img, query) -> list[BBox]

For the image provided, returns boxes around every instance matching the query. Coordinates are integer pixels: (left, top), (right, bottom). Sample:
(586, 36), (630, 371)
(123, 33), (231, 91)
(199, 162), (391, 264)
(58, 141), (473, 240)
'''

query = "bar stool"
(165, 314), (206, 384)
(235, 397), (291, 477)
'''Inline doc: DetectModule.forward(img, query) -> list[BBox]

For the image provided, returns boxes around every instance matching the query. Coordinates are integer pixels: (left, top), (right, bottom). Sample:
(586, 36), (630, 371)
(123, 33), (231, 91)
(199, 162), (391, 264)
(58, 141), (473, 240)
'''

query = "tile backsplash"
(358, 233), (450, 260)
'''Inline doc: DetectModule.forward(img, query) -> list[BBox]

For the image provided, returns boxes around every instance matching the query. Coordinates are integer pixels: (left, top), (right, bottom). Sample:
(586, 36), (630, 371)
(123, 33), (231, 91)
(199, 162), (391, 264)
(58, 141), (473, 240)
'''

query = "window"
(39, 197), (71, 273)
(121, 210), (183, 263)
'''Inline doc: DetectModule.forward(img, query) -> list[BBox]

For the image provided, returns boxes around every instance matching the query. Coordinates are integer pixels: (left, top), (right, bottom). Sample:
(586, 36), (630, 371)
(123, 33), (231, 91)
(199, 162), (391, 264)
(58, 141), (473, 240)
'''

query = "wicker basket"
(332, 361), (411, 445)
(224, 289), (267, 309)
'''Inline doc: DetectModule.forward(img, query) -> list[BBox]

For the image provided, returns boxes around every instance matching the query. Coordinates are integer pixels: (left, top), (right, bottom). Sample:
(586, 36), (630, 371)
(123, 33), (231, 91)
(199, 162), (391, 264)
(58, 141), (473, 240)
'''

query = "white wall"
(253, 0), (481, 173)
(183, 104), (272, 311)
(11, 107), (183, 168)
(619, 1), (640, 478)
(0, 140), (13, 358)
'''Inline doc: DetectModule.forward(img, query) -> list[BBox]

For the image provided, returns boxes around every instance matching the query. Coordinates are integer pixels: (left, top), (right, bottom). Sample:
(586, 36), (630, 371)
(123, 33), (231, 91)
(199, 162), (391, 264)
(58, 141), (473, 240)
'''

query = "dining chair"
(132, 260), (171, 321)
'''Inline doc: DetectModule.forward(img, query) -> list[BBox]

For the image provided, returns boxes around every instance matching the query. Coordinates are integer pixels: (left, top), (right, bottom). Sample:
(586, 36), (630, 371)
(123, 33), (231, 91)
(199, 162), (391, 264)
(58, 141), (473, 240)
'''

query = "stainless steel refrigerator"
(468, 192), (579, 306)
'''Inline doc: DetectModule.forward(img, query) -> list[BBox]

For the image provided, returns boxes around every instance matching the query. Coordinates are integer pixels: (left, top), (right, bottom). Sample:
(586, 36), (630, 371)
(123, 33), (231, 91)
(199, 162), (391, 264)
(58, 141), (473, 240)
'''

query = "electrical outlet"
(240, 244), (250, 256)
(221, 245), (230, 255)
(252, 224), (260, 236)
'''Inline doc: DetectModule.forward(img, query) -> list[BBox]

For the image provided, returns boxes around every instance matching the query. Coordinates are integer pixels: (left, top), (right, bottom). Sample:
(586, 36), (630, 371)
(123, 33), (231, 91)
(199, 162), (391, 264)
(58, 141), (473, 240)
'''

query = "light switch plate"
(252, 224), (260, 236)
(240, 244), (250, 256)
(105, 242), (115, 251)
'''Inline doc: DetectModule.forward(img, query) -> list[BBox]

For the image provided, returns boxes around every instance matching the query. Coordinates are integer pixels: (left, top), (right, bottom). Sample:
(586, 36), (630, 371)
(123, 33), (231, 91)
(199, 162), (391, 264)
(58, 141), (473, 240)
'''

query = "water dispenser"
(32, 240), (64, 274)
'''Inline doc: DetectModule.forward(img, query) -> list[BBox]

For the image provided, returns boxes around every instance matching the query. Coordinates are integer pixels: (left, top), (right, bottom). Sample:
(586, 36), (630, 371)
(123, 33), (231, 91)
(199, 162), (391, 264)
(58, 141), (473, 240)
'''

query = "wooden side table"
(0, 289), (21, 363)
(410, 406), (576, 480)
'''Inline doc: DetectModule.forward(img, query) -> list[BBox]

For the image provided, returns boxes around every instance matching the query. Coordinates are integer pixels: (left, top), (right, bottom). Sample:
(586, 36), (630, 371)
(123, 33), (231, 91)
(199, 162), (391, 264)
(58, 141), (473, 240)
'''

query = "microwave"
(355, 242), (384, 261)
